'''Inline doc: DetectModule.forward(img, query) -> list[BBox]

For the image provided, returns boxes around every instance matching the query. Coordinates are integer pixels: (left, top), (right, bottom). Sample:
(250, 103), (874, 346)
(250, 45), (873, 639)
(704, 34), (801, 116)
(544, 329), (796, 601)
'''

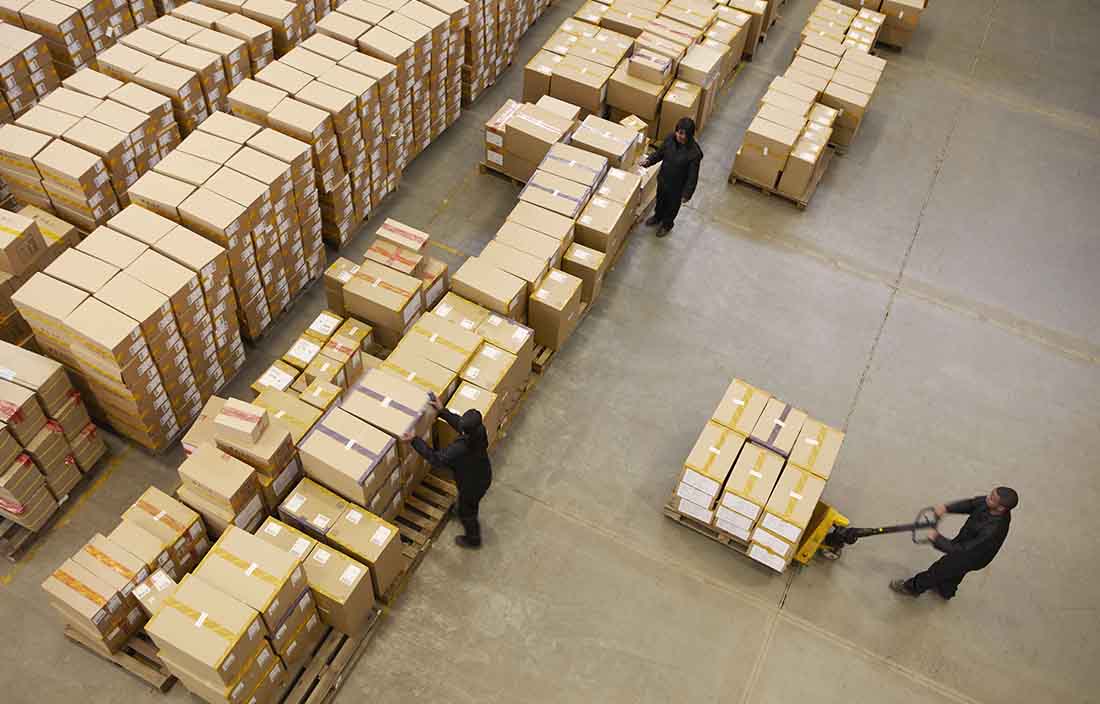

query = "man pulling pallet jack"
(801, 486), (1018, 600)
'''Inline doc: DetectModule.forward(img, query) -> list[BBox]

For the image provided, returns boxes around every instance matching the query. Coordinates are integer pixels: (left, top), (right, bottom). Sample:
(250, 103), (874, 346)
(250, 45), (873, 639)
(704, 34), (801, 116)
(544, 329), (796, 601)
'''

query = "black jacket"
(643, 135), (703, 201)
(932, 497), (1010, 569)
(410, 408), (492, 497)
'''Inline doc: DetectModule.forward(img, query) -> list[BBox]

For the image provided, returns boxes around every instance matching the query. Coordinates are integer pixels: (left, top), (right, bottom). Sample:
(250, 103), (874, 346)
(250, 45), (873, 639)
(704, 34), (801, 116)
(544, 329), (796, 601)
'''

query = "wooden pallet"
(663, 499), (750, 556)
(64, 627), (176, 692)
(728, 147), (834, 210)
(379, 473), (458, 605)
(477, 161), (526, 188)
(281, 609), (383, 704)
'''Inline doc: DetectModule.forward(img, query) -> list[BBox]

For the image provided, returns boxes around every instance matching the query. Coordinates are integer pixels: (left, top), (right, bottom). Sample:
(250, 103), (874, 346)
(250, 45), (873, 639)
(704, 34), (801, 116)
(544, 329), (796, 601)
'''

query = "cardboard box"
(343, 259), (422, 332)
(431, 293), (489, 333)
(214, 398), (269, 445)
(562, 243), (606, 303)
(195, 524), (308, 632)
(506, 202), (574, 257)
(0, 210), (47, 275)
(576, 195), (632, 253)
(528, 269), (582, 351)
(788, 419), (844, 480)
(776, 140), (824, 199)
(326, 505), (404, 598)
(304, 542), (376, 635)
(132, 569), (178, 618)
(479, 240), (550, 296)
(524, 49), (564, 103)
(341, 368), (433, 454)
(504, 103), (573, 166)
(256, 516), (317, 563)
(570, 114), (640, 169)
(382, 343), (458, 402)
(405, 313), (482, 373)
(518, 169), (591, 220)
(178, 442), (258, 513)
(677, 421), (745, 510)
(438, 381), (499, 446)
(279, 477), (350, 539)
(550, 53), (612, 115)
(712, 379), (770, 435)
(122, 487), (204, 558)
(299, 407), (398, 505)
(251, 359), (298, 397)
(216, 418), (296, 477)
(759, 465), (826, 542)
(450, 257), (527, 321)
(42, 559), (129, 645)
(460, 340), (523, 395)
(145, 572), (268, 685)
(749, 397), (808, 458)
(719, 442), (784, 521)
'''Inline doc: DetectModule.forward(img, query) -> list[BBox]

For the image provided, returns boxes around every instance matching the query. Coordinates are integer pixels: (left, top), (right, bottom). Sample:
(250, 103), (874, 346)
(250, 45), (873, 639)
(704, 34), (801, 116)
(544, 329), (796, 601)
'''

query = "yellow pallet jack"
(794, 502), (940, 564)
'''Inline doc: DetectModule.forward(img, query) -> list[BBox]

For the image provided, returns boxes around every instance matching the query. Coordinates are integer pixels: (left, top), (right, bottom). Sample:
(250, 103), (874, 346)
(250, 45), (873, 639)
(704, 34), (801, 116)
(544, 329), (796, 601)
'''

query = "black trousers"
(654, 182), (683, 228)
(457, 485), (488, 545)
(905, 554), (976, 598)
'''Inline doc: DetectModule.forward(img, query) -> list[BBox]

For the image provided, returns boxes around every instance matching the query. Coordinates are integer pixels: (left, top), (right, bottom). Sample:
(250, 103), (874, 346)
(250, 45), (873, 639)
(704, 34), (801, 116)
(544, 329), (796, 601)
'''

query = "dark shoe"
(656, 225), (671, 238)
(644, 215), (660, 226)
(890, 579), (918, 597)
(454, 535), (481, 549)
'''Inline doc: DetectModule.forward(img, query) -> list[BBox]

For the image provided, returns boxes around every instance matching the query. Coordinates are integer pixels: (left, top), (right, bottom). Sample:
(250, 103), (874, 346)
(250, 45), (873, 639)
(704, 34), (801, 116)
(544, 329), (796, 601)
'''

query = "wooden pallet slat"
(728, 147), (834, 210)
(64, 627), (176, 693)
(663, 500), (750, 556)
(281, 609), (382, 704)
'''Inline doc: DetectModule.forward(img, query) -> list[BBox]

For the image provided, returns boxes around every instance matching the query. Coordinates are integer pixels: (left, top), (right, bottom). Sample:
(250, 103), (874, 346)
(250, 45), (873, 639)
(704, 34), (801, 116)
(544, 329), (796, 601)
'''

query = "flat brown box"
(144, 572), (268, 686)
(299, 406), (398, 505)
(550, 53), (613, 115)
(227, 78), (287, 124)
(127, 170), (196, 220)
(42, 558), (127, 641)
(178, 441), (258, 512)
(749, 397), (808, 458)
(0, 340), (73, 414)
(450, 256), (527, 322)
(341, 367), (433, 451)
(528, 269), (583, 351)
(326, 505), (404, 598)
(571, 114), (641, 169)
(279, 476), (349, 539)
(122, 486), (204, 556)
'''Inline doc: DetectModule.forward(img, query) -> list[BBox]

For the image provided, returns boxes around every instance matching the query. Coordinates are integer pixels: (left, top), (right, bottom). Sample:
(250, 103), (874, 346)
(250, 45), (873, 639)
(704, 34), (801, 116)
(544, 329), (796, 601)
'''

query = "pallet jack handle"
(820, 507), (939, 557)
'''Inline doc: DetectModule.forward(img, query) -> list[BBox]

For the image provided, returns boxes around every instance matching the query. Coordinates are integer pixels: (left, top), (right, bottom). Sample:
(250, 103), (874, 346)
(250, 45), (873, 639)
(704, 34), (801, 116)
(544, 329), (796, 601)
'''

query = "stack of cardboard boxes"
(41, 487), (208, 654)
(0, 207), (81, 345)
(0, 341), (106, 532)
(670, 378), (844, 572)
(177, 440), (267, 535)
(11, 0), (133, 80)
(836, 0), (920, 48)
(9, 205), (240, 450)
(0, 22), (62, 120)
(127, 109), (324, 340)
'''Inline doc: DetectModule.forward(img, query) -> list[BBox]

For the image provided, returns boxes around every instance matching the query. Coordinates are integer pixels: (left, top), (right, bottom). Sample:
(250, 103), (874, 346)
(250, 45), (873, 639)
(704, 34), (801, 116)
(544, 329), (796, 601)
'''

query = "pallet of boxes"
(42, 487), (209, 691)
(0, 341), (107, 559)
(0, 22), (61, 120)
(729, 13), (886, 205)
(834, 0), (925, 49)
(666, 378), (844, 573)
(10, 201), (247, 451)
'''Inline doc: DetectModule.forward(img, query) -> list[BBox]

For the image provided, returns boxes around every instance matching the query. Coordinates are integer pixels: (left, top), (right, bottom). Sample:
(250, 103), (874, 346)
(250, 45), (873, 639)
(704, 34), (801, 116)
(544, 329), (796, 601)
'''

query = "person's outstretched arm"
(411, 436), (465, 469)
(642, 137), (670, 167)
(437, 407), (462, 431)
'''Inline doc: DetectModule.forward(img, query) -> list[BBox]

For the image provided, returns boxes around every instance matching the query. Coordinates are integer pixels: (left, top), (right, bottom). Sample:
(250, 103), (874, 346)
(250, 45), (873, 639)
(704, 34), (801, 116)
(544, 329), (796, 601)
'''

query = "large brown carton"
(759, 465), (826, 544)
(343, 259), (422, 332)
(550, 53), (612, 115)
(194, 525), (308, 632)
(528, 269), (583, 351)
(279, 477), (349, 539)
(383, 342), (459, 402)
(145, 573), (268, 686)
(460, 341), (523, 395)
(303, 542), (376, 634)
(299, 407), (398, 505)
(479, 241), (550, 297)
(438, 381), (500, 447)
(657, 79), (700, 139)
(450, 257), (527, 322)
(676, 421), (745, 512)
(538, 142), (608, 190)
(575, 195), (631, 253)
(495, 220), (567, 270)
(404, 314), (481, 373)
(256, 516), (317, 562)
(252, 388), (322, 445)
(430, 293), (489, 333)
(749, 397), (808, 458)
(0, 210), (46, 275)
(506, 201), (575, 260)
(607, 62), (667, 122)
(122, 486), (205, 558)
(712, 378), (770, 435)
(788, 419), (844, 480)
(504, 103), (573, 166)
(178, 442), (258, 513)
(42, 558), (129, 647)
(326, 505), (404, 598)
(340, 368), (433, 458)
(519, 169), (591, 220)
(570, 115), (641, 169)
(562, 243), (606, 303)
(718, 442), (784, 523)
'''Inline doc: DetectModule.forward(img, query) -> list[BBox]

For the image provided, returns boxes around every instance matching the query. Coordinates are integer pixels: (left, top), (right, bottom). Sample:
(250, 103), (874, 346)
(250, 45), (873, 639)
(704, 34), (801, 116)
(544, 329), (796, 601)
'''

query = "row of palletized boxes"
(832, 0), (926, 49)
(127, 109), (324, 339)
(10, 202), (245, 450)
(672, 378), (845, 572)
(0, 341), (107, 532)
(0, 22), (62, 121)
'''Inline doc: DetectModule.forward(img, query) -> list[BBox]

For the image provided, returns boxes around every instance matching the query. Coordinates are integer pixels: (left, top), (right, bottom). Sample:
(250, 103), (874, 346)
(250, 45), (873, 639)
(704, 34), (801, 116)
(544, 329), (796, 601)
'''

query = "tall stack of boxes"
(670, 378), (844, 573)
(8, 204), (241, 449)
(0, 207), (80, 345)
(0, 341), (106, 532)
(0, 23), (62, 120)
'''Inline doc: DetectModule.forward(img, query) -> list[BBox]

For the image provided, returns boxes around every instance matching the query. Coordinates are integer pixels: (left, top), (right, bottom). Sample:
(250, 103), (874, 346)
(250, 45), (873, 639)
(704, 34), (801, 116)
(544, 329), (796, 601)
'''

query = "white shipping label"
(466, 366), (480, 379)
(460, 386), (480, 400)
(804, 438), (820, 446)
(345, 509), (363, 525)
(681, 468), (719, 496)
(721, 493), (761, 521)
(291, 538), (311, 556)
(486, 132), (502, 146)
(761, 513), (801, 543)
(370, 525), (392, 546)
(285, 493), (306, 513)
(264, 522), (282, 536)
(133, 584), (151, 599)
(313, 514), (330, 529)
(313, 548), (331, 565)
(677, 497), (713, 523)
(339, 564), (362, 586)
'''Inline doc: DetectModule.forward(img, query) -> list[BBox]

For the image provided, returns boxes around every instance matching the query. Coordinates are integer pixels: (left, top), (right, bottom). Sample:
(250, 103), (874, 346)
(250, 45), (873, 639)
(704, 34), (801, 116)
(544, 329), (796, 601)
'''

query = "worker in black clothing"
(891, 486), (1017, 599)
(403, 394), (492, 549)
(641, 117), (703, 237)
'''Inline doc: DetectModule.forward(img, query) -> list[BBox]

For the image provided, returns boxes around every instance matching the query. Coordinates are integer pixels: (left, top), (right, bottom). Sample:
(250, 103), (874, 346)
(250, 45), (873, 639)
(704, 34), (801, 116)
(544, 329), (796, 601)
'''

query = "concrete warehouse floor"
(2, 0), (1099, 701)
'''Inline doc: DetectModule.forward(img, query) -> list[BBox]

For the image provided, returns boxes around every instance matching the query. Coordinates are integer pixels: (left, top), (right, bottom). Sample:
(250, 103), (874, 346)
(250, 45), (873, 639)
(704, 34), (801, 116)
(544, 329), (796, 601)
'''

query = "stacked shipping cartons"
(9, 205), (237, 449)
(670, 378), (844, 572)
(0, 22), (62, 120)
(13, 0), (130, 80)
(177, 440), (267, 534)
(42, 488), (209, 655)
(0, 206), (79, 343)
(0, 341), (106, 532)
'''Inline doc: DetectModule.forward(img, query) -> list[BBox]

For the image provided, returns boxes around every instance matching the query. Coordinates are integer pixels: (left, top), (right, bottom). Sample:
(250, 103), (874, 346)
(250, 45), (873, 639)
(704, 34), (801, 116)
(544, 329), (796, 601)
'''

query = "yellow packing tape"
(805, 425), (828, 469)
(212, 546), (282, 587)
(781, 471), (811, 517)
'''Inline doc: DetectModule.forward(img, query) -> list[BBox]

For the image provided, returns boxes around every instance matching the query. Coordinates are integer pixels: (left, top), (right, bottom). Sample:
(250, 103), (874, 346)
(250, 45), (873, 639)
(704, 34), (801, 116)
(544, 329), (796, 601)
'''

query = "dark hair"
(995, 487), (1018, 510)
(674, 117), (696, 142)
(459, 409), (488, 453)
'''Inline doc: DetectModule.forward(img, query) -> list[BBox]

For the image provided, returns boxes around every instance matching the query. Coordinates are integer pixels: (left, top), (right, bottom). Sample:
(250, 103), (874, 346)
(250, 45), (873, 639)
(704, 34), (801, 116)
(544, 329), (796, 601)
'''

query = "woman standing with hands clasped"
(641, 117), (704, 237)
(402, 393), (492, 549)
